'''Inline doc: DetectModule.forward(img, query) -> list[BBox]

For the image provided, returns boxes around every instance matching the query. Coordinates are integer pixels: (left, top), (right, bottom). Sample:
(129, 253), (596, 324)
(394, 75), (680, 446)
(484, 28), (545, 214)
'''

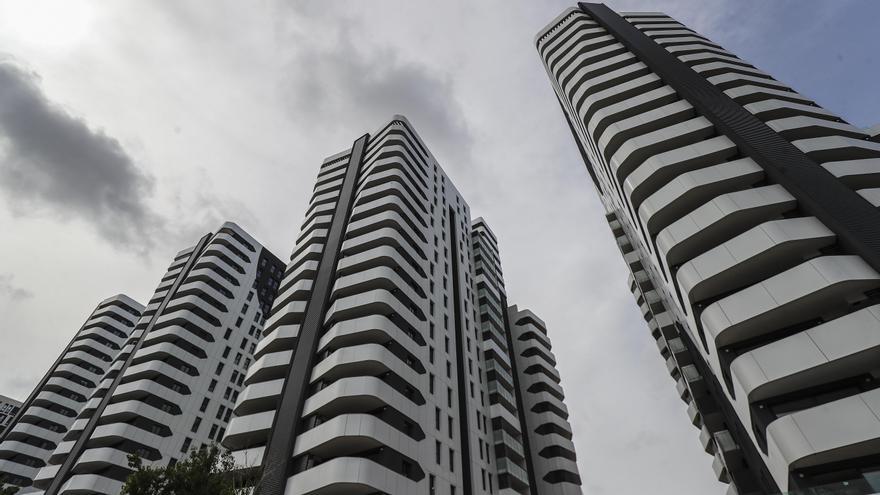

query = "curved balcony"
(339, 237), (426, 283)
(331, 266), (425, 315)
(302, 376), (419, 421)
(677, 217), (835, 305)
(638, 157), (763, 236)
(222, 410), (275, 451)
(582, 71), (671, 140)
(69, 446), (130, 473)
(765, 387), (880, 491)
(744, 98), (838, 123)
(245, 349), (293, 386)
(324, 289), (423, 335)
(310, 344), (422, 389)
(692, 60), (772, 80)
(708, 71), (790, 91)
(292, 413), (420, 461)
(767, 115), (866, 141)
(234, 378), (284, 416)
(57, 472), (123, 495)
(624, 135), (738, 210)
(0, 440), (51, 461)
(656, 184), (796, 268)
(320, 314), (424, 359)
(254, 324), (300, 359)
(702, 256), (880, 349)
(284, 456), (419, 495)
(823, 158), (880, 188)
(598, 99), (695, 163)
(731, 304), (880, 403)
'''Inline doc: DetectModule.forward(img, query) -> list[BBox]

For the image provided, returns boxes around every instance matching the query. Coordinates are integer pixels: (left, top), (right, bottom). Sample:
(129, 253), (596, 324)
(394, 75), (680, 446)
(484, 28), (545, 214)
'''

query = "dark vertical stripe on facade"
(44, 233), (213, 495)
(579, 2), (880, 275)
(448, 208), (474, 495)
(254, 134), (369, 495)
(500, 304), (539, 495)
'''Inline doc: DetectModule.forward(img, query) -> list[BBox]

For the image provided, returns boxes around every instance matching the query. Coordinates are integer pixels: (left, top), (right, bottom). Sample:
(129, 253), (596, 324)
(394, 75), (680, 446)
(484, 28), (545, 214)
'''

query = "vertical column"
(448, 208), (473, 495)
(254, 134), (369, 495)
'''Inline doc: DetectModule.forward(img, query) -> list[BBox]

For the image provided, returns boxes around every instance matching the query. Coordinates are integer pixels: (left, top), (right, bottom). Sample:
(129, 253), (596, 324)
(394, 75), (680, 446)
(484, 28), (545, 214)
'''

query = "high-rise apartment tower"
(223, 115), (583, 495)
(0, 222), (283, 495)
(0, 295), (144, 491)
(537, 3), (880, 494)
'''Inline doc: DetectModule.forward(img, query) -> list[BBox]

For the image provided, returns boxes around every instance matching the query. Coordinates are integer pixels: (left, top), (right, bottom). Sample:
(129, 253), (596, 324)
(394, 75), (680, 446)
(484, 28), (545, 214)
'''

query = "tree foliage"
(121, 444), (249, 495)
(0, 485), (20, 495)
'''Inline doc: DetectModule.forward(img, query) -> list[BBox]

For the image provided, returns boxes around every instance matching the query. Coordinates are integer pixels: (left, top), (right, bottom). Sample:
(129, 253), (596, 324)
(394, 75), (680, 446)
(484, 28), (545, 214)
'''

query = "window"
(234, 353), (242, 365)
(208, 424), (218, 440)
(446, 361), (451, 378)
(435, 407), (441, 430)
(429, 347), (435, 364)
(449, 448), (455, 471)
(216, 406), (226, 420)
(448, 417), (453, 439)
(191, 417), (202, 433)
(181, 437), (192, 453)
(208, 380), (217, 393)
(223, 328), (232, 339)
(444, 336), (450, 353)
(435, 441), (442, 464)
(224, 387), (232, 400)
(447, 387), (452, 408)
(429, 374), (435, 394)
(235, 317), (243, 327)
(199, 398), (209, 412)
(222, 346), (231, 359)
(240, 338), (247, 350)
(429, 474), (436, 494)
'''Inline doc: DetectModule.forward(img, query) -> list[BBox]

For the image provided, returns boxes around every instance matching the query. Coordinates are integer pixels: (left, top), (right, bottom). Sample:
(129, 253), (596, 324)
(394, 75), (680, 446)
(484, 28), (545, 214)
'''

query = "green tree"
(0, 485), (20, 495)
(121, 444), (250, 495)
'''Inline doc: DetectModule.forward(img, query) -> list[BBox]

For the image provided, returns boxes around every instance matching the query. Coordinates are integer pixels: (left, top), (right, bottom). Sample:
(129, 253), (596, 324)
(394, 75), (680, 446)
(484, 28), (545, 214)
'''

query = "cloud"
(0, 56), (162, 251)
(277, 6), (473, 164)
(0, 273), (32, 300)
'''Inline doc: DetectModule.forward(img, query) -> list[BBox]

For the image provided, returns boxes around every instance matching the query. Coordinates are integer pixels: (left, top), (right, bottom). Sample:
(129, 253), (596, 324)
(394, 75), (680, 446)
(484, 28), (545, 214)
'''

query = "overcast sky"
(0, 1), (877, 493)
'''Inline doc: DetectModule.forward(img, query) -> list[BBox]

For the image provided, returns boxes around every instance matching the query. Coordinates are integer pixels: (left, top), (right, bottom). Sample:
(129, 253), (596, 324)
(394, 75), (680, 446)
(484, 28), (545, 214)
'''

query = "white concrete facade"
(538, 5), (880, 495)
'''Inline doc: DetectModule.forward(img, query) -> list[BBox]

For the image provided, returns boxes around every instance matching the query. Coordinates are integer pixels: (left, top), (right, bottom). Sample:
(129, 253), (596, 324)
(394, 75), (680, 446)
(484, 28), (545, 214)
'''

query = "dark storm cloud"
(279, 12), (473, 164)
(0, 273), (32, 300)
(0, 57), (161, 250)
